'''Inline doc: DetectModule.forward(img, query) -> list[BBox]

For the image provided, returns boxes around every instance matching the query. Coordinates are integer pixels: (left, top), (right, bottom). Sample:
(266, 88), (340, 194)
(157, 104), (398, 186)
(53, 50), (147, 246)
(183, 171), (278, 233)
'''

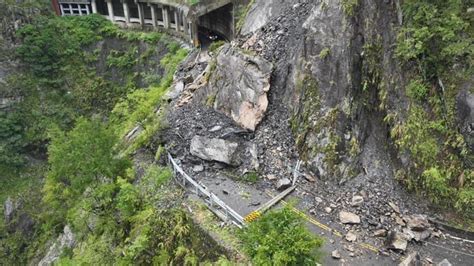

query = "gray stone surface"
(3, 197), (15, 223)
(438, 259), (452, 266)
(204, 44), (273, 131)
(406, 214), (430, 231)
(398, 252), (420, 266)
(38, 225), (76, 266)
(276, 177), (291, 190)
(386, 230), (408, 252)
(190, 135), (240, 165)
(339, 211), (361, 224)
(241, 0), (282, 35)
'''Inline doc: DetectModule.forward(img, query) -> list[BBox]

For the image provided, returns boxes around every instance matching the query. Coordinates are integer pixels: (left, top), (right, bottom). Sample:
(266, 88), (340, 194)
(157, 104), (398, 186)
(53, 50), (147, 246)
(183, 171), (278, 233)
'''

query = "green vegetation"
(0, 13), (213, 264)
(0, 14), (170, 170)
(235, 0), (255, 32)
(391, 0), (473, 216)
(242, 171), (260, 184)
(395, 0), (471, 80)
(291, 74), (320, 160)
(319, 47), (331, 59)
(341, 0), (359, 17)
(43, 118), (131, 227)
(206, 93), (217, 107)
(239, 206), (324, 265)
(187, 0), (201, 5)
(209, 40), (226, 53)
(405, 78), (429, 101)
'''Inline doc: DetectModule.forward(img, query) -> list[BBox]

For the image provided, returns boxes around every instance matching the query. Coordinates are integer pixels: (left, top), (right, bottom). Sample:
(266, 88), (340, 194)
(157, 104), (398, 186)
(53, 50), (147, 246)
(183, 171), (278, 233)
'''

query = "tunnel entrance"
(197, 3), (233, 47)
(198, 26), (227, 49)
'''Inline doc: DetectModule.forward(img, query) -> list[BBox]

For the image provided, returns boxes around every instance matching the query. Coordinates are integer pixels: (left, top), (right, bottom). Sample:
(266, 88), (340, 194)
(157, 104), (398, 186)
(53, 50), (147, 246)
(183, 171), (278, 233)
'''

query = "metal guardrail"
(167, 153), (246, 228)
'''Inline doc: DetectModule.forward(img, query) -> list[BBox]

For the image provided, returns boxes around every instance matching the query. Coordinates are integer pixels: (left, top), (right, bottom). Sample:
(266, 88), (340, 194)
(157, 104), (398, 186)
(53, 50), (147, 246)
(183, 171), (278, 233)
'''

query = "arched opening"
(197, 3), (233, 44)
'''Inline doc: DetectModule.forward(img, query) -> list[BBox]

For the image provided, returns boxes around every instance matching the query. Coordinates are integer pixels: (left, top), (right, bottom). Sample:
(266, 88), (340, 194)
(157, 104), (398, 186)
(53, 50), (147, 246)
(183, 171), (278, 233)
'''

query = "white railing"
(167, 153), (245, 228)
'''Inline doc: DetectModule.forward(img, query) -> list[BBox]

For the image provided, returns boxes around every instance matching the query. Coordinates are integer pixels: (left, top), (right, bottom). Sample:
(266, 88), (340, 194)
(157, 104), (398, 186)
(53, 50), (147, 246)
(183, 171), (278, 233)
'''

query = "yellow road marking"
(275, 197), (380, 254)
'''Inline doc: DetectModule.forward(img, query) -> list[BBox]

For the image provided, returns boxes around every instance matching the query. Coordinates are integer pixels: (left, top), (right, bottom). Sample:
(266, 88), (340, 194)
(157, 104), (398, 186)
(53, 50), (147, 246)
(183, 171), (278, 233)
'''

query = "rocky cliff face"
(240, 0), (472, 186)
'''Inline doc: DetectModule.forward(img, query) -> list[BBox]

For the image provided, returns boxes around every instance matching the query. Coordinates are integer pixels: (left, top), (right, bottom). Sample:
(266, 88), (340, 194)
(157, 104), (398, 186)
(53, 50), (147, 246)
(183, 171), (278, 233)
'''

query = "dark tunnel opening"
(197, 3), (233, 48)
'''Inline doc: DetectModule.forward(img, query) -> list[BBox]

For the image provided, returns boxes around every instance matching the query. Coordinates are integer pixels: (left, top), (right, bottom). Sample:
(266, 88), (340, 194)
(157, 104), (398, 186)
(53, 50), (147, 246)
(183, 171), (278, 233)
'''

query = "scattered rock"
(431, 230), (442, 238)
(276, 178), (292, 190)
(222, 189), (229, 195)
(438, 259), (452, 266)
(345, 231), (357, 242)
(373, 229), (387, 237)
(351, 195), (364, 207)
(266, 174), (277, 180)
(406, 214), (430, 231)
(209, 125), (222, 132)
(399, 252), (420, 266)
(164, 81), (185, 100)
(403, 228), (430, 242)
(339, 211), (361, 224)
(396, 216), (406, 226)
(331, 250), (341, 259)
(192, 165), (204, 173)
(324, 207), (332, 213)
(249, 201), (260, 207)
(388, 202), (401, 214)
(386, 230), (408, 252)
(303, 173), (316, 182)
(190, 136), (240, 166)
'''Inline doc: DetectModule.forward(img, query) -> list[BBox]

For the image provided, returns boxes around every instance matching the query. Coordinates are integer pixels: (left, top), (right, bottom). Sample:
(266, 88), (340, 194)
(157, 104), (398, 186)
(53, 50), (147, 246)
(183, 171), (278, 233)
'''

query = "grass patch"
(235, 0), (255, 33)
(242, 171), (259, 184)
(209, 40), (225, 53)
(319, 47), (330, 59)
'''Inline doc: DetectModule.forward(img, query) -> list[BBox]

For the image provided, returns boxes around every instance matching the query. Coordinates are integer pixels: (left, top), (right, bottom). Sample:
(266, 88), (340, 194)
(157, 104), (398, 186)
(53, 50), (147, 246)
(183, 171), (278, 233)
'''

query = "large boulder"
(405, 214), (430, 231)
(205, 44), (273, 131)
(339, 211), (361, 224)
(190, 136), (240, 166)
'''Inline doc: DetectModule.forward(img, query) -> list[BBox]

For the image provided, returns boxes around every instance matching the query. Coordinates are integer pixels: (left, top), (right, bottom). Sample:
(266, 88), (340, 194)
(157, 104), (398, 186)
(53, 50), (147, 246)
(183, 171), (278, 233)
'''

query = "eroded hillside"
(1, 0), (473, 265)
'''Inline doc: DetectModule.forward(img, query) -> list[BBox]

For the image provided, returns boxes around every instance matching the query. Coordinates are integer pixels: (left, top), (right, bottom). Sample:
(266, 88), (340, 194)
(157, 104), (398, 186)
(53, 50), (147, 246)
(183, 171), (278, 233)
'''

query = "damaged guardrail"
(168, 153), (246, 228)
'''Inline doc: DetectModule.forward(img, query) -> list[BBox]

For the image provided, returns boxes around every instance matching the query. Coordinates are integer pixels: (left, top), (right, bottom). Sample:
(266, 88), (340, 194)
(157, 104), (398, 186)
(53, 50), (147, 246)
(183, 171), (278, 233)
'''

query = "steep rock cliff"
(240, 0), (472, 214)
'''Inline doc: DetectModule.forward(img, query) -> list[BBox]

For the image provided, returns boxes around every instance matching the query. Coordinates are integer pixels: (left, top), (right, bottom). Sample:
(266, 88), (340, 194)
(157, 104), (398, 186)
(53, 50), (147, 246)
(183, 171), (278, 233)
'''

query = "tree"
(43, 118), (130, 226)
(239, 206), (324, 265)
